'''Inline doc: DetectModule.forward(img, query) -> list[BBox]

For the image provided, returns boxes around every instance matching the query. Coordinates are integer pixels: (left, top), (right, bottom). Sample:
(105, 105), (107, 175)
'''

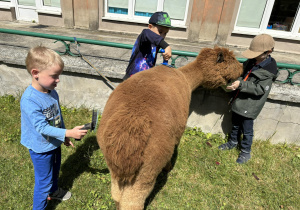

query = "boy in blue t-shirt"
(20, 46), (88, 210)
(124, 11), (172, 79)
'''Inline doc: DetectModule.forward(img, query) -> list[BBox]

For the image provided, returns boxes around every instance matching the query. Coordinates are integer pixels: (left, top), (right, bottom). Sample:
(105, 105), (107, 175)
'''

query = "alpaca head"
(196, 46), (243, 89)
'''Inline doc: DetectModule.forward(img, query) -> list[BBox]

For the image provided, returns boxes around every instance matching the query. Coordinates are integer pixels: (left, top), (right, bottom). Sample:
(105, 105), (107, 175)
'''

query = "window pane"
(267, 0), (300, 32)
(108, 0), (128, 14)
(236, 0), (267, 28)
(18, 0), (35, 6)
(164, 0), (186, 20)
(135, 0), (157, 17)
(43, 0), (60, 7)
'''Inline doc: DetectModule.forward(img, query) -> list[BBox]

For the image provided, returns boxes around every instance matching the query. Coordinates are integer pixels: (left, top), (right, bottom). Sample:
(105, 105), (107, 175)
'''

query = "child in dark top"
(124, 11), (172, 79)
(218, 34), (278, 164)
(21, 46), (88, 209)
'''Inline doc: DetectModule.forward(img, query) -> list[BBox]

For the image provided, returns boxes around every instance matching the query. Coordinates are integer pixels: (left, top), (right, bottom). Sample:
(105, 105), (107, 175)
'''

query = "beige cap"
(242, 34), (275, 59)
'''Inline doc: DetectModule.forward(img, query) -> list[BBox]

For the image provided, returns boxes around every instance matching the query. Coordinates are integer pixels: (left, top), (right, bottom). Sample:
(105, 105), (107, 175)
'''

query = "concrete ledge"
(1, 57), (300, 146)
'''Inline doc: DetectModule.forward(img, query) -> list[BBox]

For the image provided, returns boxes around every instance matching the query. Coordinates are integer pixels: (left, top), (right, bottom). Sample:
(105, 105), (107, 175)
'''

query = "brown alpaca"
(97, 46), (243, 209)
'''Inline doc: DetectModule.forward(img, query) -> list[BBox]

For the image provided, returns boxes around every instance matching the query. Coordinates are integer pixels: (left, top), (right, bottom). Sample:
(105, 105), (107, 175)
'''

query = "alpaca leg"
(163, 145), (178, 172)
(119, 179), (155, 210)
(111, 176), (122, 209)
(119, 157), (167, 210)
(163, 160), (173, 172)
(119, 140), (176, 209)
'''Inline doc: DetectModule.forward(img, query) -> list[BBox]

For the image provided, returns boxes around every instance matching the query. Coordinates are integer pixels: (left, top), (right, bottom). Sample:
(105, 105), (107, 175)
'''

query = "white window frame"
(0, 0), (61, 15)
(36, 0), (61, 15)
(0, 0), (13, 9)
(103, 0), (190, 28)
(233, 0), (300, 40)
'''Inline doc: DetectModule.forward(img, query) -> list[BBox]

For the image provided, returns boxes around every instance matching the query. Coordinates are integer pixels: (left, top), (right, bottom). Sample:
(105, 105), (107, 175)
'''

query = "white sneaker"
(48, 188), (71, 201)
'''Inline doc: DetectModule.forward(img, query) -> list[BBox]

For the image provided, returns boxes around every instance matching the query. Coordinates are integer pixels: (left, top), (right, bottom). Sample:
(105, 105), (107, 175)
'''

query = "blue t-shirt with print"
(125, 29), (164, 76)
(20, 85), (66, 153)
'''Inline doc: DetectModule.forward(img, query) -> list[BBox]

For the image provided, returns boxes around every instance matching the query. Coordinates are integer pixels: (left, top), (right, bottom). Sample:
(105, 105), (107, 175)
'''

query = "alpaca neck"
(178, 60), (204, 91)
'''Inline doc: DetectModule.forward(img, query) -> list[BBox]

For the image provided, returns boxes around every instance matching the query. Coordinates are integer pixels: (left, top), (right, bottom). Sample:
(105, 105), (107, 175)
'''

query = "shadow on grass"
(46, 136), (109, 210)
(144, 145), (179, 209)
(47, 138), (178, 209)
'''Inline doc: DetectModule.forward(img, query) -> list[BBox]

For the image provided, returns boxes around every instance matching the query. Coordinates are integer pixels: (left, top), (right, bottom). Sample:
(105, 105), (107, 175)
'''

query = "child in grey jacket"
(219, 34), (278, 164)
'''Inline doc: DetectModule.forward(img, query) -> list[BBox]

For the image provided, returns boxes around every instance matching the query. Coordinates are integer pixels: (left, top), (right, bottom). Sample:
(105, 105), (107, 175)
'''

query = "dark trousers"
(229, 112), (254, 153)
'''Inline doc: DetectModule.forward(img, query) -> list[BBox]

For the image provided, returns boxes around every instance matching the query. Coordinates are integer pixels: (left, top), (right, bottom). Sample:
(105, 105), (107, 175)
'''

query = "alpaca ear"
(216, 52), (224, 63)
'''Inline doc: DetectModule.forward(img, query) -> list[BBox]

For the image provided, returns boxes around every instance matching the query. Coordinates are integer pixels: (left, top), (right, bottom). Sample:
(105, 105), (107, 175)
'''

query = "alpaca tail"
(102, 110), (152, 183)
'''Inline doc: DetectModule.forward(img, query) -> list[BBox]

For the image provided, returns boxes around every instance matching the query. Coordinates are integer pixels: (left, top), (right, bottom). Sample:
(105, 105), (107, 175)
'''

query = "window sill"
(232, 29), (300, 41)
(36, 9), (61, 16)
(102, 16), (187, 29)
(0, 5), (13, 10)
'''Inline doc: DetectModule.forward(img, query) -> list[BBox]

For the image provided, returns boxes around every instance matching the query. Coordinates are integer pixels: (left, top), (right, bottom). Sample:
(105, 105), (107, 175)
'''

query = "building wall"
(73, 0), (89, 28)
(0, 8), (15, 21)
(198, 0), (225, 42)
(186, 0), (237, 44)
(61, 0), (74, 28)
(38, 13), (63, 27)
(187, 0), (206, 42)
(216, 0), (238, 45)
(60, 0), (98, 30)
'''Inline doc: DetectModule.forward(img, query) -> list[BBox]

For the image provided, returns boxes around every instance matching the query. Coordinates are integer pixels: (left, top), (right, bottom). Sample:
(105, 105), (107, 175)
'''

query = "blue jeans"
(29, 147), (61, 210)
(229, 112), (254, 153)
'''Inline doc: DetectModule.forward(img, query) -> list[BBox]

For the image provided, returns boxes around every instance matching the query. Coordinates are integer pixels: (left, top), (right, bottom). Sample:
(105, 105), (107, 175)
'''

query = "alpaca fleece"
(97, 46), (243, 210)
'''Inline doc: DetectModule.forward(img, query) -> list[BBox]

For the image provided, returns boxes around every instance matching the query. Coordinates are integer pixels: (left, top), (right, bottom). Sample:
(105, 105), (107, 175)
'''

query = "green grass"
(0, 95), (299, 210)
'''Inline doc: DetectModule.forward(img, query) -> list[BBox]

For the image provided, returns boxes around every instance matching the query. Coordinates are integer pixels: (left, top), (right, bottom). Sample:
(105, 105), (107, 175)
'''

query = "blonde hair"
(25, 45), (64, 74)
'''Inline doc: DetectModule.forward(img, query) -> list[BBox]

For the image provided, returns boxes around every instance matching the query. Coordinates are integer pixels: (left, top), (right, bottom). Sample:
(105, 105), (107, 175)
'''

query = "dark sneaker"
(218, 142), (237, 150)
(47, 188), (71, 201)
(236, 152), (251, 164)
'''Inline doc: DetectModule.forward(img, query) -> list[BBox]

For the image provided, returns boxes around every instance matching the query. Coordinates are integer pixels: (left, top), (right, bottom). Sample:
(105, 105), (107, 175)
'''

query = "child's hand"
(163, 46), (172, 61)
(66, 125), (88, 140)
(226, 80), (240, 91)
(64, 137), (74, 147)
